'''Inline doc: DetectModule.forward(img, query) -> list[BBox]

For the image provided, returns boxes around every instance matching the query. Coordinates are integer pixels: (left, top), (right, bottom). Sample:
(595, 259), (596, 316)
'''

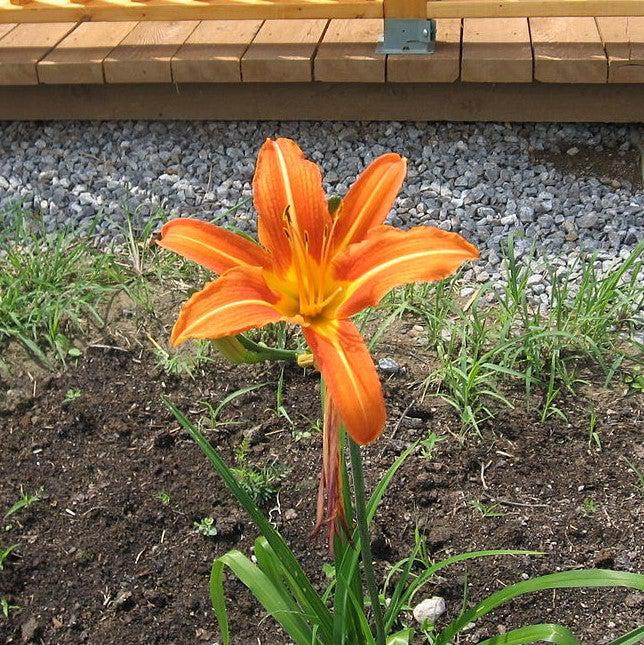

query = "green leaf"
(437, 569), (644, 644)
(476, 623), (580, 645)
(608, 625), (644, 645)
(386, 628), (415, 645)
(210, 550), (313, 645)
(165, 399), (333, 642)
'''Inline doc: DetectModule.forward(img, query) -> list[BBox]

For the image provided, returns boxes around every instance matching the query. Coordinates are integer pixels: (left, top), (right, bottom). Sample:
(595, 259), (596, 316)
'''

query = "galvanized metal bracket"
(377, 18), (436, 54)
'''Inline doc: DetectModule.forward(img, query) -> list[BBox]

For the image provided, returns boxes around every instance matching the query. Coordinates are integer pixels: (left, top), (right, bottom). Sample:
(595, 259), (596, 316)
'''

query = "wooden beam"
(104, 20), (198, 83)
(596, 17), (644, 83)
(0, 0), (383, 24)
(0, 82), (642, 122)
(383, 0), (426, 19)
(0, 21), (76, 84)
(242, 19), (327, 82)
(172, 20), (263, 83)
(461, 18), (532, 82)
(38, 21), (136, 84)
(531, 17), (607, 83)
(314, 18), (384, 82)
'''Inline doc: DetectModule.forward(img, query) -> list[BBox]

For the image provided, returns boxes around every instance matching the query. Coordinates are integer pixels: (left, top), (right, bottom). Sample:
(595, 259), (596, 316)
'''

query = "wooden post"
(383, 0), (427, 19)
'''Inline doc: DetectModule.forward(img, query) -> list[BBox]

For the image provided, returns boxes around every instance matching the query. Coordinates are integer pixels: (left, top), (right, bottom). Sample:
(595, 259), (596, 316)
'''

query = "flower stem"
(348, 439), (386, 645)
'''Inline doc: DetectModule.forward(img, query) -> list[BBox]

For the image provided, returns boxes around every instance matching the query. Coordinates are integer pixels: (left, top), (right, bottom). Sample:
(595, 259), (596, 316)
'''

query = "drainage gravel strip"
(0, 121), (642, 305)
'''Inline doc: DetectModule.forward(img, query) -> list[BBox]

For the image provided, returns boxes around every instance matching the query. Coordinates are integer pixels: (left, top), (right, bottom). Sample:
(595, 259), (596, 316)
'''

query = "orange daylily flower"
(159, 138), (478, 537)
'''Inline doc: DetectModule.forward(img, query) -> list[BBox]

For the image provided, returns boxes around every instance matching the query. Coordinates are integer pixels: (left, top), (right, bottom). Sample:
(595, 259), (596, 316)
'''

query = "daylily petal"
(171, 266), (286, 346)
(335, 225), (479, 318)
(158, 218), (270, 274)
(331, 153), (407, 252)
(303, 320), (385, 445)
(253, 138), (330, 270)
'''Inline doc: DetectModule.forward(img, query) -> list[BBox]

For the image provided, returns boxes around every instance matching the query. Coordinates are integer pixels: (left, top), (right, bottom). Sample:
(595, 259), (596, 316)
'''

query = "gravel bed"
(0, 121), (642, 303)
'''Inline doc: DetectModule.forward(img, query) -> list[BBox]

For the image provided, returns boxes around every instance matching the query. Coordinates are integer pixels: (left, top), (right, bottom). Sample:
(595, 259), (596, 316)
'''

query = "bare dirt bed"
(1, 336), (643, 644)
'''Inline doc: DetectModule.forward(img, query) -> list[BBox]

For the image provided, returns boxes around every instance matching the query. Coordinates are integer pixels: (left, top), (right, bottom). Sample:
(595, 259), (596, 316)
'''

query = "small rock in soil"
(413, 596), (446, 624)
(378, 357), (402, 375)
(113, 590), (135, 612)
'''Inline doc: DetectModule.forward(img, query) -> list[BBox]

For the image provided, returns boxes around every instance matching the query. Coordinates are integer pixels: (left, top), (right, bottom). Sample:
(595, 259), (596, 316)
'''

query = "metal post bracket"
(377, 18), (436, 54)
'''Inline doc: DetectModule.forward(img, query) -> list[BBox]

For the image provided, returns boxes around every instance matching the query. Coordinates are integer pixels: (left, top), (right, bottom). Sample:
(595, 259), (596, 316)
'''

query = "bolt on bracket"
(377, 18), (436, 54)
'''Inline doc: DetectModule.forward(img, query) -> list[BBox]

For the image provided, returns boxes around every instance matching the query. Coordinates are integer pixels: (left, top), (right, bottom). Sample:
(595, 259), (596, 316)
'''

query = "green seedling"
(193, 517), (218, 538)
(200, 382), (268, 430)
(4, 487), (43, 519)
(149, 336), (210, 378)
(470, 500), (506, 518)
(587, 409), (601, 451)
(1, 597), (19, 620)
(580, 497), (599, 515)
(232, 438), (288, 505)
(63, 388), (82, 404)
(157, 490), (171, 506)
(624, 459), (644, 497)
(0, 544), (18, 571)
(418, 433), (443, 461)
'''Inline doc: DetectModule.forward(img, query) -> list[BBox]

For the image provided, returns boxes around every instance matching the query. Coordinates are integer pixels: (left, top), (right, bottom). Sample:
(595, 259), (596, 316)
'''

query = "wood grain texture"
(242, 18), (327, 82)
(38, 21), (136, 84)
(596, 17), (644, 83)
(314, 18), (384, 82)
(172, 19), (262, 83)
(530, 17), (607, 83)
(0, 82), (642, 122)
(0, 0), (383, 23)
(0, 23), (16, 40)
(383, 0), (425, 18)
(104, 20), (198, 83)
(461, 18), (532, 83)
(388, 19), (461, 83)
(0, 21), (75, 84)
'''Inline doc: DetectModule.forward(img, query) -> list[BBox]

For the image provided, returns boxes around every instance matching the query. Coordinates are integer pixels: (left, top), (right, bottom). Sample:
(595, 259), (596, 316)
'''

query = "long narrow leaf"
(437, 569), (644, 644)
(210, 550), (314, 645)
(165, 399), (333, 641)
(608, 625), (644, 645)
(477, 623), (580, 645)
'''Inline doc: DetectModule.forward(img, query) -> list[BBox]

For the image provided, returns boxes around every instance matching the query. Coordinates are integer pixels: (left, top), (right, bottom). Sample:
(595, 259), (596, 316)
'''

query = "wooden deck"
(0, 17), (642, 121)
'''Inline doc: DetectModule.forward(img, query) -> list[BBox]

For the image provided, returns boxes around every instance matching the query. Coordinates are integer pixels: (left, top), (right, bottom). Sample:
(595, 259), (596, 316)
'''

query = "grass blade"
(437, 569), (644, 644)
(476, 623), (580, 644)
(607, 625), (644, 645)
(165, 398), (333, 641)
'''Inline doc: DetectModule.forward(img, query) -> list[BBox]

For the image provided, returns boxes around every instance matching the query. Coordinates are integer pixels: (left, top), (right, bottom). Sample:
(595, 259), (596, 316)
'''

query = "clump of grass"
(232, 438), (288, 505)
(4, 486), (43, 520)
(0, 211), (128, 367)
(149, 336), (211, 378)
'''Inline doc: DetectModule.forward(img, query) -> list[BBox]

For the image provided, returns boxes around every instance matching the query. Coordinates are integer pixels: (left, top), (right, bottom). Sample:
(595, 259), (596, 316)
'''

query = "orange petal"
(253, 138), (330, 270)
(335, 225), (479, 318)
(171, 267), (285, 346)
(303, 320), (385, 446)
(158, 218), (270, 274)
(331, 153), (407, 252)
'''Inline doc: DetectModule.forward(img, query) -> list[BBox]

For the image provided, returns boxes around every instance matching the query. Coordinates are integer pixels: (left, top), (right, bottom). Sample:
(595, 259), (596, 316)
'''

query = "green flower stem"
(236, 334), (301, 362)
(348, 438), (386, 645)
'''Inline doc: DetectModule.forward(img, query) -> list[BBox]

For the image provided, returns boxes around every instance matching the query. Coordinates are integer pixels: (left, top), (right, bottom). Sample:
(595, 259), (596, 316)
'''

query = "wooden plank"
(0, 23), (15, 39)
(104, 20), (198, 83)
(242, 18), (327, 82)
(1, 82), (643, 122)
(314, 18), (384, 82)
(461, 18), (532, 82)
(387, 19), (461, 83)
(596, 17), (644, 83)
(172, 19), (262, 83)
(0, 21), (75, 84)
(38, 22), (136, 84)
(531, 17), (607, 83)
(0, 0), (383, 24)
(383, 0), (425, 18)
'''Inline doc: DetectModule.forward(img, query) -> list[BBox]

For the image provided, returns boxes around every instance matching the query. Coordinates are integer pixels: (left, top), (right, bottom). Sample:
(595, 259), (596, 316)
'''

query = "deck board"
(242, 18), (327, 82)
(461, 18), (532, 82)
(530, 17), (607, 83)
(38, 21), (136, 84)
(0, 21), (75, 84)
(0, 23), (16, 39)
(596, 17), (644, 83)
(103, 20), (198, 83)
(314, 18), (384, 82)
(387, 18), (461, 83)
(172, 19), (262, 83)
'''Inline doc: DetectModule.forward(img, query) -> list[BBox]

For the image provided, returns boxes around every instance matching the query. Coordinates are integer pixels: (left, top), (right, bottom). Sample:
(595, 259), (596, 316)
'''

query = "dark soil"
(1, 334), (643, 644)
